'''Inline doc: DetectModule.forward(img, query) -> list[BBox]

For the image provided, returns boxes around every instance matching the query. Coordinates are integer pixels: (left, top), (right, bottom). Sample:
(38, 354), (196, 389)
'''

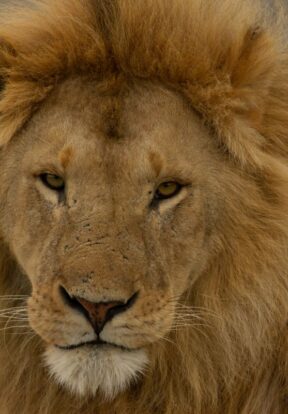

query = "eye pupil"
(40, 173), (65, 191)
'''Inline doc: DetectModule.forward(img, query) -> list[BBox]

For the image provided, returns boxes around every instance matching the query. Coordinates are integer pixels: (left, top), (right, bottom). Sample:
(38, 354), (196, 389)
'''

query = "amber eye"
(40, 173), (65, 191)
(155, 181), (182, 200)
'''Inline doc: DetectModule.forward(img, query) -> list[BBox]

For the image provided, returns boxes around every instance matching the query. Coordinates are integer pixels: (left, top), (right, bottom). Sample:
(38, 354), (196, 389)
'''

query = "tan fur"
(0, 1), (288, 413)
(59, 147), (74, 169)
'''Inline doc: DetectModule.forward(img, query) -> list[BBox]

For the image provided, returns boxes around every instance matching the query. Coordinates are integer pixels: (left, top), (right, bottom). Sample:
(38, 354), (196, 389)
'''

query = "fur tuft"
(45, 346), (148, 399)
(0, 0), (286, 167)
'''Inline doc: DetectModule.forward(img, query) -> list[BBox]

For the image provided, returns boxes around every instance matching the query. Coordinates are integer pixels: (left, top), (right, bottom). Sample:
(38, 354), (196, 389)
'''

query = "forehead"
(19, 77), (212, 171)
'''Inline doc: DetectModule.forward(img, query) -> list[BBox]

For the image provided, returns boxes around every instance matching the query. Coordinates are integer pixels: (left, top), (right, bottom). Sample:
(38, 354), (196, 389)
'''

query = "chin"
(44, 344), (149, 399)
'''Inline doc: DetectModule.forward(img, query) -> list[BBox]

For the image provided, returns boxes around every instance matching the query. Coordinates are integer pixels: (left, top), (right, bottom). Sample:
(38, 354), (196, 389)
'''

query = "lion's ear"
(186, 25), (287, 170)
(0, 40), (21, 148)
(0, 40), (52, 148)
(215, 26), (288, 168)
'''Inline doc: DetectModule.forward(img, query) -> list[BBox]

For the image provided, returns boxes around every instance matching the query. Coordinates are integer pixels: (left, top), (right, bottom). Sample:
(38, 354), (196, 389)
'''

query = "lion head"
(0, 1), (288, 413)
(1, 76), (220, 398)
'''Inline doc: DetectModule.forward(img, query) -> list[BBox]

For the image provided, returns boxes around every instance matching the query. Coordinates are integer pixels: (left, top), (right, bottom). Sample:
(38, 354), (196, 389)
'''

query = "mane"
(0, 1), (288, 413)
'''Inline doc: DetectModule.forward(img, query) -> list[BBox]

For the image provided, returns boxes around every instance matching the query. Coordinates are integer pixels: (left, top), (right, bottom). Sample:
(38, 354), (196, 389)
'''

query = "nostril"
(106, 291), (138, 321)
(59, 285), (84, 313)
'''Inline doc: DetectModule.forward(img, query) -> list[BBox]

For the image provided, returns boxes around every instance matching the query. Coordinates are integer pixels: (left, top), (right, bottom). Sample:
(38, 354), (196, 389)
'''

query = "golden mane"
(0, 1), (288, 413)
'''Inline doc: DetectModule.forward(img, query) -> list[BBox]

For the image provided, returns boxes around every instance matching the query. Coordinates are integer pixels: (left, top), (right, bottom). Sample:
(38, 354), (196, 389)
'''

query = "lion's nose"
(74, 296), (126, 334)
(60, 286), (138, 334)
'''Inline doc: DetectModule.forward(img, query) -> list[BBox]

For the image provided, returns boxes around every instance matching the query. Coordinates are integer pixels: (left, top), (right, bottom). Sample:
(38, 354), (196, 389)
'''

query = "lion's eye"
(154, 181), (182, 200)
(40, 173), (65, 191)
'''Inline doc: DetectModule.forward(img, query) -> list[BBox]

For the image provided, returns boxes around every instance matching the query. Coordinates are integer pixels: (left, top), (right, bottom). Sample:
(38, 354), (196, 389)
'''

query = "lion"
(0, 0), (288, 413)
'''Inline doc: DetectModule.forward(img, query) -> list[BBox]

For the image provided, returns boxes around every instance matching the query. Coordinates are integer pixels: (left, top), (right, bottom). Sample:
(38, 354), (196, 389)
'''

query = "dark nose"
(60, 286), (138, 334)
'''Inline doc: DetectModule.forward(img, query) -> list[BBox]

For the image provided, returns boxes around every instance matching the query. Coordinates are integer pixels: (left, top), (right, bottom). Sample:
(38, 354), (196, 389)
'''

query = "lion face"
(0, 77), (221, 398)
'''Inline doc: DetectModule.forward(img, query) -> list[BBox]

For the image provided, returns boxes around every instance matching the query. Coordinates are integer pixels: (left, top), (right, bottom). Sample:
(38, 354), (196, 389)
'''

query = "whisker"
(171, 324), (211, 340)
(4, 331), (34, 336)
(0, 313), (28, 318)
(174, 314), (207, 320)
(0, 316), (29, 321)
(174, 310), (209, 316)
(174, 304), (219, 311)
(160, 335), (176, 347)
(0, 306), (27, 313)
(173, 321), (212, 327)
(173, 320), (207, 326)
(0, 316), (28, 320)
(0, 295), (28, 298)
(0, 306), (28, 310)
(0, 325), (31, 332)
(171, 323), (210, 329)
(0, 308), (28, 314)
(174, 310), (221, 320)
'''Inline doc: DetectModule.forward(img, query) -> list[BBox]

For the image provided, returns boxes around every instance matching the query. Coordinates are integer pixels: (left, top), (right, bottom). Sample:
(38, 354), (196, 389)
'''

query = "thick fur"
(45, 346), (148, 399)
(0, 1), (288, 414)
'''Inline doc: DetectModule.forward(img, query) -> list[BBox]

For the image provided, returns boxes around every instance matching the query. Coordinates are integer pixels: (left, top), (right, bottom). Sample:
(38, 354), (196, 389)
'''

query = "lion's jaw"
(0, 78), (219, 398)
(45, 345), (148, 398)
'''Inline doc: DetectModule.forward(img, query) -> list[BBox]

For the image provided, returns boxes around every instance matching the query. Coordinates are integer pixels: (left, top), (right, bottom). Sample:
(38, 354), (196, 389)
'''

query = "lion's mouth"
(56, 338), (134, 352)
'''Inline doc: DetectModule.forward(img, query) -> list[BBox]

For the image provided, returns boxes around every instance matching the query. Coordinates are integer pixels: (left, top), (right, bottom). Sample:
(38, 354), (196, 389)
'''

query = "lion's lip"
(56, 338), (134, 352)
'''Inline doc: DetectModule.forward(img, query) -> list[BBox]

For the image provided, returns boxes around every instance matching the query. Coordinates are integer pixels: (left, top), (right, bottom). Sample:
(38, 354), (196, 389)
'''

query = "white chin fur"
(44, 345), (148, 399)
